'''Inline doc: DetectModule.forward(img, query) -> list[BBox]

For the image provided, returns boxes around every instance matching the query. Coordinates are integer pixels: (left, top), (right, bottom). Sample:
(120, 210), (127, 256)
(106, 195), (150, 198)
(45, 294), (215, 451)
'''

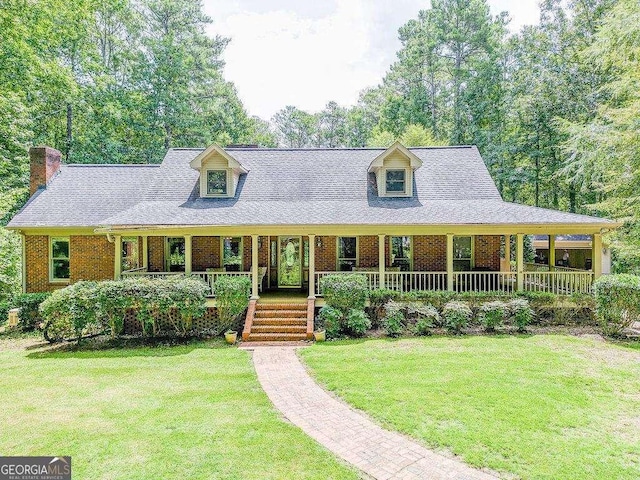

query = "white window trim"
(49, 236), (70, 283)
(336, 236), (359, 271)
(202, 168), (231, 198)
(389, 236), (413, 270)
(221, 236), (244, 271)
(383, 167), (411, 197)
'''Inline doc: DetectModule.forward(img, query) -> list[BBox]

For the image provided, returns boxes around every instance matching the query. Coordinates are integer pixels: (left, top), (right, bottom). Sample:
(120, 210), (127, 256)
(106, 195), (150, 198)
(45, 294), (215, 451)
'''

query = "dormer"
(368, 141), (422, 197)
(190, 144), (249, 198)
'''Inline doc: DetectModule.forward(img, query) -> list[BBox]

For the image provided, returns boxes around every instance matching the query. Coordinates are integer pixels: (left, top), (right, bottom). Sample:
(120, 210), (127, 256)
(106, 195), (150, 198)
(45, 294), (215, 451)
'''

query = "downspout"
(20, 231), (26, 294)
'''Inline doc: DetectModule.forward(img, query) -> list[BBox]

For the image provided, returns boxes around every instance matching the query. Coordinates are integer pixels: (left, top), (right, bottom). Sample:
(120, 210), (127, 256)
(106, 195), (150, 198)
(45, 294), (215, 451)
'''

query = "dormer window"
(368, 141), (422, 198)
(207, 169), (228, 195)
(386, 169), (406, 194)
(190, 144), (249, 198)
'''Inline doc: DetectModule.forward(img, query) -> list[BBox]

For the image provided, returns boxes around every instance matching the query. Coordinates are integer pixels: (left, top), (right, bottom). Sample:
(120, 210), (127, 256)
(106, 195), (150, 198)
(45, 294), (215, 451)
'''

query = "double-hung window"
(222, 237), (243, 271)
(122, 237), (140, 272)
(385, 169), (406, 194)
(50, 237), (70, 281)
(206, 170), (228, 195)
(337, 237), (357, 271)
(453, 236), (473, 271)
(390, 236), (412, 271)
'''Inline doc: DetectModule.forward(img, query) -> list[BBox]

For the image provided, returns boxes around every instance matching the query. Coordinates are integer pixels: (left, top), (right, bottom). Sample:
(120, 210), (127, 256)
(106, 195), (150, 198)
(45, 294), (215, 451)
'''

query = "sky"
(203, 0), (541, 121)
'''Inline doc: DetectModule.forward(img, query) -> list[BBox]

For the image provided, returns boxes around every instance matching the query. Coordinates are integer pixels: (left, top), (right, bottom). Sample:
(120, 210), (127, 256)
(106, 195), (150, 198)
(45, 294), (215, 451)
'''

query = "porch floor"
(258, 291), (308, 304)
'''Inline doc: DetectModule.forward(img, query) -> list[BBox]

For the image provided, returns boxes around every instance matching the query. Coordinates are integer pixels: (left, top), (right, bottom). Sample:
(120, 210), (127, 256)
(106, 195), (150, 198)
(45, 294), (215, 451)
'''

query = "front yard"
(302, 335), (640, 480)
(0, 336), (357, 480)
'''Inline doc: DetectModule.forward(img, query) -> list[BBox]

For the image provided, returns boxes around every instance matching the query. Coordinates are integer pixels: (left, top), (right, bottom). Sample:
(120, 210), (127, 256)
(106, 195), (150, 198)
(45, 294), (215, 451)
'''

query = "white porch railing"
(315, 271), (380, 296)
(385, 272), (447, 293)
(453, 272), (517, 293)
(523, 271), (593, 295)
(120, 269), (252, 297)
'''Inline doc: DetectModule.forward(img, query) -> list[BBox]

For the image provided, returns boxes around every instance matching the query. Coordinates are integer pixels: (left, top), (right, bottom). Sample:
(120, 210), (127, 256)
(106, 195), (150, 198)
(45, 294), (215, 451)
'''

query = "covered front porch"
(114, 230), (603, 298)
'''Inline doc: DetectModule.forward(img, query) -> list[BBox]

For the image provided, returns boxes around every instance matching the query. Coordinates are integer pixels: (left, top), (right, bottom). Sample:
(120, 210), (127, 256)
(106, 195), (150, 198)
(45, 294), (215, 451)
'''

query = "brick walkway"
(251, 347), (498, 480)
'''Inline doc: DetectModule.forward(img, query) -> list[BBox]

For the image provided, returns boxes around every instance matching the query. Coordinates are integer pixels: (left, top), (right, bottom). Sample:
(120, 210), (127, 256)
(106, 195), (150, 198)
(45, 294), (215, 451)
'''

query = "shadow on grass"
(27, 335), (229, 359)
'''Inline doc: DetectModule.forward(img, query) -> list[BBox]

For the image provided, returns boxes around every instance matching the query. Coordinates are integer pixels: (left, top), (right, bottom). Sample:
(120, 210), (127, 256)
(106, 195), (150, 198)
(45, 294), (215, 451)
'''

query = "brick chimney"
(29, 146), (62, 196)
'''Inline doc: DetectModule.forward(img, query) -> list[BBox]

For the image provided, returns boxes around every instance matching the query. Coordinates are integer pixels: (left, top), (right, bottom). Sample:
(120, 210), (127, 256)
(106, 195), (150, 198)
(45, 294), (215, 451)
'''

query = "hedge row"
(593, 274), (640, 336)
(0, 293), (51, 331)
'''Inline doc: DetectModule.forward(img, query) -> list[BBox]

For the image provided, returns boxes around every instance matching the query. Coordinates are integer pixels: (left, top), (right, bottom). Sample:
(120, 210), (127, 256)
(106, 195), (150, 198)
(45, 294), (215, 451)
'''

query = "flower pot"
(225, 330), (238, 345)
(313, 329), (326, 342)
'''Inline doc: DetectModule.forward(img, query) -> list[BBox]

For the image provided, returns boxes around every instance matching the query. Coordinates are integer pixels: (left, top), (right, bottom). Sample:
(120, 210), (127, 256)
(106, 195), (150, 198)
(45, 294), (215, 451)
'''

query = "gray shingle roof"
(8, 146), (617, 228)
(8, 164), (159, 227)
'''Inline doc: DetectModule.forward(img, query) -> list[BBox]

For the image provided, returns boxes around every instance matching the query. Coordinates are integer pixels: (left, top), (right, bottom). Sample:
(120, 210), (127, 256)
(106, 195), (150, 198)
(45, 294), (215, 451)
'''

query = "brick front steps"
(242, 300), (315, 342)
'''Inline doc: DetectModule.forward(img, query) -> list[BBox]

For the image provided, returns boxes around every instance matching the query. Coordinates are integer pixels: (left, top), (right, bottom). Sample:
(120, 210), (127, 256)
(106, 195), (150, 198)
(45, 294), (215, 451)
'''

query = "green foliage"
(442, 301), (472, 332)
(213, 275), (251, 333)
(382, 301), (404, 337)
(344, 309), (371, 338)
(317, 306), (343, 339)
(40, 277), (209, 342)
(0, 228), (21, 301)
(0, 300), (10, 326)
(319, 274), (368, 313)
(509, 298), (534, 331)
(478, 301), (507, 331)
(593, 274), (640, 336)
(15, 293), (51, 331)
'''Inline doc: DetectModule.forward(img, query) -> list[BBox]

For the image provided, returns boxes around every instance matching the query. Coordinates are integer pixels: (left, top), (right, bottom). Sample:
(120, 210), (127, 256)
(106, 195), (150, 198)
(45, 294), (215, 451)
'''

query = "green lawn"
(0, 338), (358, 480)
(302, 335), (640, 480)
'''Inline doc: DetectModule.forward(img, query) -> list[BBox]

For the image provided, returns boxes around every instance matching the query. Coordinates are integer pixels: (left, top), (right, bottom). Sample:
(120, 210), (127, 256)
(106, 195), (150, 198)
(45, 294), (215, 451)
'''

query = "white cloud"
(203, 0), (540, 120)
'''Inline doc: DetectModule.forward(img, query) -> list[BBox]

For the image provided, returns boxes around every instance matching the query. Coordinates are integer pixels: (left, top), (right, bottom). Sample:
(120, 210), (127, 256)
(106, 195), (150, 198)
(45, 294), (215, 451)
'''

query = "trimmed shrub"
(368, 289), (400, 327)
(593, 274), (640, 336)
(382, 301), (404, 337)
(478, 301), (507, 331)
(213, 275), (251, 333)
(0, 301), (9, 326)
(345, 309), (371, 337)
(317, 306), (343, 339)
(509, 298), (534, 331)
(320, 274), (368, 313)
(442, 301), (472, 332)
(409, 303), (440, 335)
(15, 293), (51, 331)
(40, 277), (210, 342)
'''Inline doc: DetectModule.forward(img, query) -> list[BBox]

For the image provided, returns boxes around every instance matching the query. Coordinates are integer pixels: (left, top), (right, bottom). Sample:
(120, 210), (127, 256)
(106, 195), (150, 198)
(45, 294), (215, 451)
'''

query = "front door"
(278, 236), (302, 288)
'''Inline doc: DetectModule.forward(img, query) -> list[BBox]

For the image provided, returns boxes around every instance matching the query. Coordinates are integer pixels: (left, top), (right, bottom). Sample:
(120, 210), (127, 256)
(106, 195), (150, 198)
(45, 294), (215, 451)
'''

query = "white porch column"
(516, 233), (524, 291)
(251, 234), (259, 299)
(184, 234), (192, 274)
(503, 234), (511, 271)
(446, 233), (454, 291)
(548, 235), (556, 270)
(592, 233), (603, 279)
(308, 234), (316, 298)
(114, 235), (122, 280)
(378, 234), (386, 289)
(142, 236), (148, 270)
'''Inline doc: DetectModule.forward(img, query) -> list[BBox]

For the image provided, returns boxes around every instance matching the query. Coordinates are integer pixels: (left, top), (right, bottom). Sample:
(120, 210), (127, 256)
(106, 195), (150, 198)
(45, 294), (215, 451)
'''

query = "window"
(390, 236), (412, 271)
(337, 237), (357, 271)
(222, 237), (242, 271)
(122, 237), (139, 272)
(50, 237), (70, 281)
(166, 237), (185, 272)
(206, 169), (228, 195)
(453, 236), (473, 271)
(385, 169), (406, 194)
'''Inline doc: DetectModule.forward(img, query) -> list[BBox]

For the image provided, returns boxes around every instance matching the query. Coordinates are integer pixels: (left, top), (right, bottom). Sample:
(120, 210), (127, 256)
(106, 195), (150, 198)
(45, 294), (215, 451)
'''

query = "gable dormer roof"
(189, 144), (249, 173)
(367, 141), (423, 172)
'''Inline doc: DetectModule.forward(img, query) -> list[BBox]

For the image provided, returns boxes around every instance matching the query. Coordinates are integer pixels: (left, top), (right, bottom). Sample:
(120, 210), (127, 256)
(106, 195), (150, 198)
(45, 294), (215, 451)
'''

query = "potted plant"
(224, 330), (238, 344)
(313, 329), (326, 342)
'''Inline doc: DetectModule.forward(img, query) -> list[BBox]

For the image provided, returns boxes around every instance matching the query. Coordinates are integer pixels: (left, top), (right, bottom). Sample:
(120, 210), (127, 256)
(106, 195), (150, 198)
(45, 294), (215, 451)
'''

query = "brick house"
(8, 142), (618, 304)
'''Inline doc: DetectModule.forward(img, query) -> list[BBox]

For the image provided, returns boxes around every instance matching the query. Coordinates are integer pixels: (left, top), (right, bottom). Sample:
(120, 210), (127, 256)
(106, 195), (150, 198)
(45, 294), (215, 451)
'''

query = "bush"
(317, 306), (343, 339)
(382, 301), (404, 337)
(478, 301), (507, 331)
(0, 301), (9, 326)
(320, 274), (368, 313)
(368, 289), (400, 327)
(345, 309), (371, 337)
(593, 274), (640, 336)
(409, 303), (440, 335)
(442, 301), (472, 332)
(509, 299), (534, 331)
(15, 293), (51, 330)
(213, 275), (251, 333)
(40, 277), (210, 342)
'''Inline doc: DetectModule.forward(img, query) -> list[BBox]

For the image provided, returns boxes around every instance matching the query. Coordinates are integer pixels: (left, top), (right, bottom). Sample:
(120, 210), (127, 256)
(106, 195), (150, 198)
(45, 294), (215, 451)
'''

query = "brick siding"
(475, 235), (501, 270)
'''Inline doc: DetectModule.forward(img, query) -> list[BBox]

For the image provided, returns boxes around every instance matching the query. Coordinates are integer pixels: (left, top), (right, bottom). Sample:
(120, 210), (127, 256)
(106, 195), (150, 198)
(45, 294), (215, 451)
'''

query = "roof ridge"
(63, 164), (161, 168)
(169, 146), (475, 152)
